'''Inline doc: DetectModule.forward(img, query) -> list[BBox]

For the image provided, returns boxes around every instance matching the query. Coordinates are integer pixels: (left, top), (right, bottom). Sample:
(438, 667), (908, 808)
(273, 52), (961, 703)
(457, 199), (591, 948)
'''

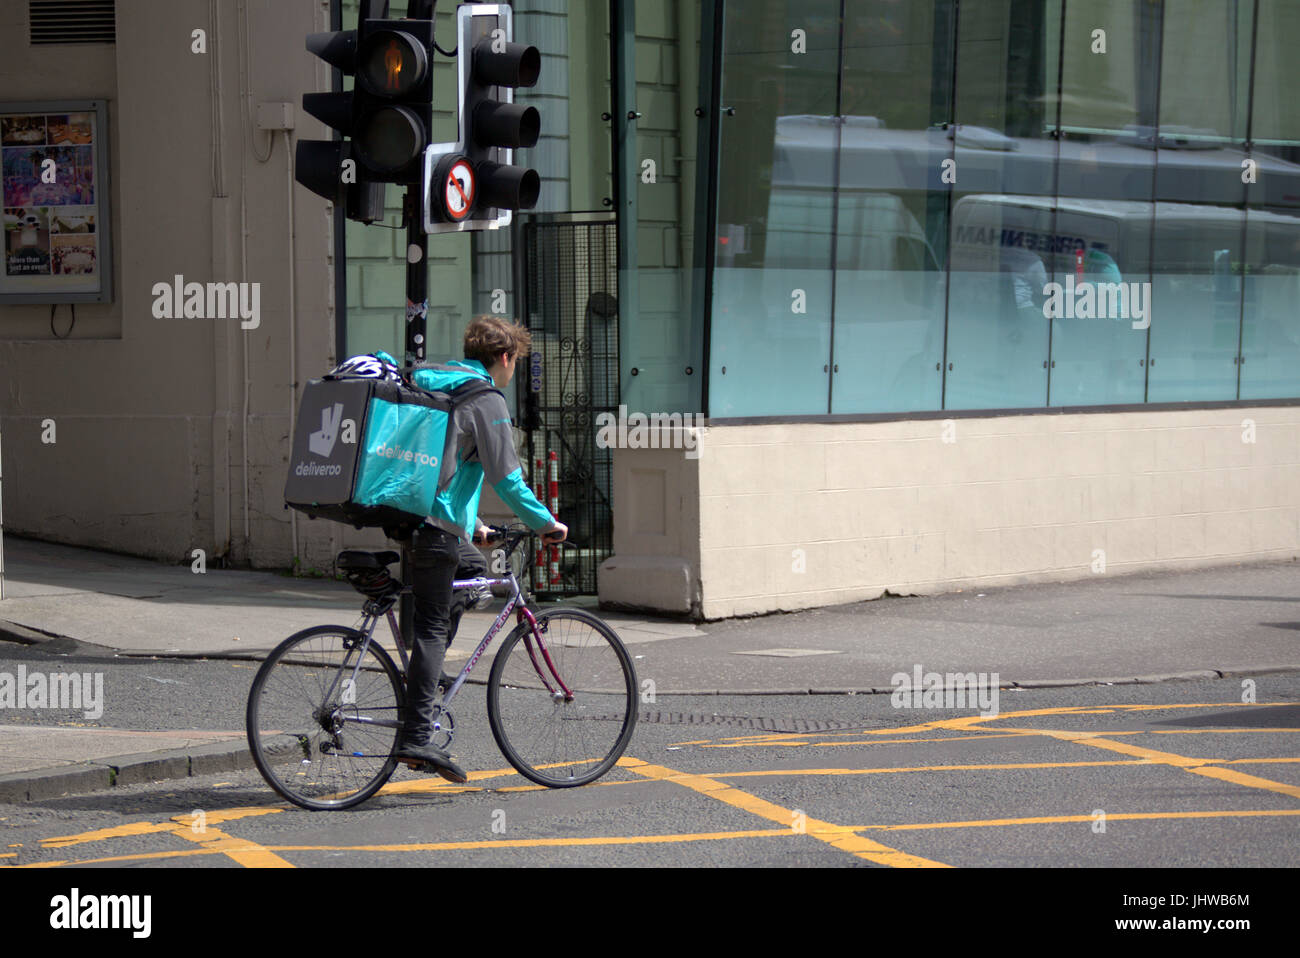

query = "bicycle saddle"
(336, 550), (400, 571)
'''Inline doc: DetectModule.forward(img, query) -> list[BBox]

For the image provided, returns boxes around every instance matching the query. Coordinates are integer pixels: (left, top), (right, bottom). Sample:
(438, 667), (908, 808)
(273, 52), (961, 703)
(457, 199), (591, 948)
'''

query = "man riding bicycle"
(396, 316), (567, 783)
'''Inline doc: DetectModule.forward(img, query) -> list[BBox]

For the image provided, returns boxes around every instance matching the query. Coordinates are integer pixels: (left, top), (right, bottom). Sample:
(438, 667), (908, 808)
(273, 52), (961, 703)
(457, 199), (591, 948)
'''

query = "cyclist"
(396, 316), (567, 782)
(436, 538), (493, 688)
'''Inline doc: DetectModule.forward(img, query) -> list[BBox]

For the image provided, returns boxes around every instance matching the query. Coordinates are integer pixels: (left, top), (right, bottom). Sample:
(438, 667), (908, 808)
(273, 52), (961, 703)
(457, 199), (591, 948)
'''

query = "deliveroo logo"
(309, 403), (344, 458)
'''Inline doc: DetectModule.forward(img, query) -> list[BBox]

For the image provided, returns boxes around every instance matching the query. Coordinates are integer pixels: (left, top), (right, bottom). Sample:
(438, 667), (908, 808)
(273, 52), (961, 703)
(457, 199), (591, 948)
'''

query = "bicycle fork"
(516, 605), (574, 702)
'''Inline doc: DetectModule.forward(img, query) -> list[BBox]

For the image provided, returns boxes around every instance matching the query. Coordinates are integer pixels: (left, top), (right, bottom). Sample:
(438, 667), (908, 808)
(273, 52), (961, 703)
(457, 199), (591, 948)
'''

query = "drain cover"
(568, 712), (865, 732)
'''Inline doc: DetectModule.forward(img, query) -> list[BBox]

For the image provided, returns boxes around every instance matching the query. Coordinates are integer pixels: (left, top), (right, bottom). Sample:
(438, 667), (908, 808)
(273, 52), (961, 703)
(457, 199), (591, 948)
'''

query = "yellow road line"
(11, 849), (212, 868)
(375, 778), (645, 797)
(266, 829), (796, 853)
(1031, 730), (1300, 801)
(703, 728), (1300, 749)
(8, 861), (72, 868)
(698, 732), (1039, 749)
(711, 703), (1295, 743)
(42, 821), (176, 848)
(375, 774), (653, 798)
(708, 759), (1151, 779)
(17, 700), (1297, 869)
(860, 808), (1300, 832)
(38, 812), (293, 868)
(1148, 728), (1300, 735)
(43, 806), (284, 849)
(380, 755), (1300, 793)
(706, 702), (1299, 747)
(1086, 703), (1297, 714)
(619, 756), (949, 868)
(11, 829), (799, 867)
(183, 806), (286, 825)
(167, 821), (294, 868)
(912, 702), (1296, 734)
(1186, 765), (1300, 799)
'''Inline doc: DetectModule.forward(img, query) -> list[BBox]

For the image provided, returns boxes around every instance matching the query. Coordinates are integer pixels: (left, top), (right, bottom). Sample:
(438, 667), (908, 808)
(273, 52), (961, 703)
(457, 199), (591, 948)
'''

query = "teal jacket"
(411, 359), (555, 541)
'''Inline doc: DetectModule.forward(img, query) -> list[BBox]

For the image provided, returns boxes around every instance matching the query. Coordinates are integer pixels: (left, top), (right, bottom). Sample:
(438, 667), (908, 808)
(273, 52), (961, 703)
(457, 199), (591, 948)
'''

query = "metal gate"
(519, 214), (619, 597)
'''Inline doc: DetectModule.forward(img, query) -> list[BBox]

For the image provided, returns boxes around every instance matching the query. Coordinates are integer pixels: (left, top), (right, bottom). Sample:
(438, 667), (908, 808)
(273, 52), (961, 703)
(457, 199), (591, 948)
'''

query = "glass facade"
(707, 0), (1300, 418)
(341, 0), (1300, 422)
(616, 0), (707, 416)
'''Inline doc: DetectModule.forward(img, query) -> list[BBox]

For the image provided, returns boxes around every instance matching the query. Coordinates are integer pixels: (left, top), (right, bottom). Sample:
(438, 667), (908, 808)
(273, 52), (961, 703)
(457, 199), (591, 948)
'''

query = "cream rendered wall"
(0, 0), (339, 570)
(601, 407), (1300, 619)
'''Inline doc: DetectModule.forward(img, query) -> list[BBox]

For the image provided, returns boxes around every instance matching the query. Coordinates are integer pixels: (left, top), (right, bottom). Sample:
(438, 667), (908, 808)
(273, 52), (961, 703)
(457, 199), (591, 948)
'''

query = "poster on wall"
(0, 100), (111, 303)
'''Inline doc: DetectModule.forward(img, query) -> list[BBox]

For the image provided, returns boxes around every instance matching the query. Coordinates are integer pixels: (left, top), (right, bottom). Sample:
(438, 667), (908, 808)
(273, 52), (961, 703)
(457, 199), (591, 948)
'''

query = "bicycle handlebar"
(478, 523), (571, 555)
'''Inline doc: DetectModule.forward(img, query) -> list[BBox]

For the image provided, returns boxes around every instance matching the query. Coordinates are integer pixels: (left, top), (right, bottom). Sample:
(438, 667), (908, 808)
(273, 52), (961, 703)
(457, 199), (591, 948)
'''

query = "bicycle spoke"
(488, 609), (636, 788)
(247, 627), (403, 810)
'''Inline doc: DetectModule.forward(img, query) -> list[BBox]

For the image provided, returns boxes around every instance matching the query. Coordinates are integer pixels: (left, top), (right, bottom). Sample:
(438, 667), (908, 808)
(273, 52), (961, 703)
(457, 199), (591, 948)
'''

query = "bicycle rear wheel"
(246, 625), (404, 810)
(486, 608), (637, 787)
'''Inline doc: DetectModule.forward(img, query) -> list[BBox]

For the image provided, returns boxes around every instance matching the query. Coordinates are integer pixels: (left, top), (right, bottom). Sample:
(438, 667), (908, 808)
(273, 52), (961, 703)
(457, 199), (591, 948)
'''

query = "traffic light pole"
(391, 0), (537, 650)
(399, 185), (428, 648)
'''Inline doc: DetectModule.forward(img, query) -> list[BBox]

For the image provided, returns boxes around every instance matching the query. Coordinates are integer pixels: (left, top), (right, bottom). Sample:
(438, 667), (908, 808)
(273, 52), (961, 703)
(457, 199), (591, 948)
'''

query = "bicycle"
(245, 524), (638, 810)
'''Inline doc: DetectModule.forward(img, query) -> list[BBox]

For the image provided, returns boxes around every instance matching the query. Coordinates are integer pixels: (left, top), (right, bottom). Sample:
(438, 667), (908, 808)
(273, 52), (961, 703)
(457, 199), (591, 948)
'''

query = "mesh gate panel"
(522, 217), (619, 596)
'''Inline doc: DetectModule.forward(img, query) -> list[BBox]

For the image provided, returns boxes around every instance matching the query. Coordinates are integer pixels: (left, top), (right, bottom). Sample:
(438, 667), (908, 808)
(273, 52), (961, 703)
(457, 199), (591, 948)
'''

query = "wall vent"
(29, 0), (115, 45)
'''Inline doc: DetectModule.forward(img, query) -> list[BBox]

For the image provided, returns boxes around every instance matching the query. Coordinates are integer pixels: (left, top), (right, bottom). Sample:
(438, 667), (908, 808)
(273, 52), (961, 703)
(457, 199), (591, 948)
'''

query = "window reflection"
(707, 0), (1300, 417)
(1240, 0), (1300, 399)
(709, 0), (839, 417)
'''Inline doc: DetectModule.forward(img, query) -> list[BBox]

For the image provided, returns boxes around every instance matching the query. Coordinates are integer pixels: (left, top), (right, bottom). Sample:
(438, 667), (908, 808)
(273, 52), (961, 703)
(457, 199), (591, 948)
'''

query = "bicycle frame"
(332, 565), (574, 736)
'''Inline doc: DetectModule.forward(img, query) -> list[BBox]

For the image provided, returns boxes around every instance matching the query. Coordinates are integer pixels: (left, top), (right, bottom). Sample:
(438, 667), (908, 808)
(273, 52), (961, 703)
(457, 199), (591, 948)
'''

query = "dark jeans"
(403, 525), (488, 745)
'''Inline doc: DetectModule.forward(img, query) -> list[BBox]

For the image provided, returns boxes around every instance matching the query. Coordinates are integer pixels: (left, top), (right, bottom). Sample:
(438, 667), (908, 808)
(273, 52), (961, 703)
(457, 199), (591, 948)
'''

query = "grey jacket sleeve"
(463, 391), (556, 531)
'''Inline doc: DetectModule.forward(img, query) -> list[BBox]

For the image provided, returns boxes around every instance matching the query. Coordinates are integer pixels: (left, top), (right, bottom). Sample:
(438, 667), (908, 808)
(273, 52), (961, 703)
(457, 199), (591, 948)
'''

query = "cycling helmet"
(326, 350), (402, 382)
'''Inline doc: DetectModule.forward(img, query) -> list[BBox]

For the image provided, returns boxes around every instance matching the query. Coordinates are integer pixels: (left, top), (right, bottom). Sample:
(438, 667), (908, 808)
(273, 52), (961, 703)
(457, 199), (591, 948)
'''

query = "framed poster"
(0, 99), (112, 304)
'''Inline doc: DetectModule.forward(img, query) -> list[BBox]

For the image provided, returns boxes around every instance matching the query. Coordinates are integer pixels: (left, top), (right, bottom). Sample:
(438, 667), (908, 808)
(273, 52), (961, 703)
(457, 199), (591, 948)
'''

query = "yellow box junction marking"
(6, 701), (1295, 869)
(1027, 729), (1300, 801)
(860, 808), (1300, 832)
(618, 757), (950, 868)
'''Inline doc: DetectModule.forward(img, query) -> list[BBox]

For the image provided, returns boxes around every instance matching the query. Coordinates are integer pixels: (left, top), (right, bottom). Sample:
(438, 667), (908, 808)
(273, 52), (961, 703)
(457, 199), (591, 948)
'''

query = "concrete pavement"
(1, 534), (1297, 801)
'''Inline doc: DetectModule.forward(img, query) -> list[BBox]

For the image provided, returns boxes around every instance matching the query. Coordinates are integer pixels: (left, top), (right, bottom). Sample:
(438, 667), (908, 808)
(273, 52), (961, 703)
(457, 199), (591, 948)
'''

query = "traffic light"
(296, 0), (389, 223)
(296, 1), (437, 222)
(424, 3), (539, 232)
(351, 14), (435, 185)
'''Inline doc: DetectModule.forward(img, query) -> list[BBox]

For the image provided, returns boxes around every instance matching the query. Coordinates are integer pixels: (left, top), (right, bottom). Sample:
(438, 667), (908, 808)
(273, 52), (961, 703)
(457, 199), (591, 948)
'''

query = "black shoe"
(393, 740), (468, 784)
(436, 671), (457, 693)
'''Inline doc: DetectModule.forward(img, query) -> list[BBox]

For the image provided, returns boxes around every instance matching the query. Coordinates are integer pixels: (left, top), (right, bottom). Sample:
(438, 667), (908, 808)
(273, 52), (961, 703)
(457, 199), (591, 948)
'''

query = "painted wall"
(0, 0), (339, 570)
(601, 407), (1300, 619)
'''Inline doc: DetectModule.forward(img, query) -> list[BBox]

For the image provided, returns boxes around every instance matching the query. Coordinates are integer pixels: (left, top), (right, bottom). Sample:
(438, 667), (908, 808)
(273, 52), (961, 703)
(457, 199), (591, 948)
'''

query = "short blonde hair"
(463, 315), (532, 366)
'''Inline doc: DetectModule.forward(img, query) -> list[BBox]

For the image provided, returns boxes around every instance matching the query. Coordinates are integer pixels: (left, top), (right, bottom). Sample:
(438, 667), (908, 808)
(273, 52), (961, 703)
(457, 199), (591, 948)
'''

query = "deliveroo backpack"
(284, 354), (500, 532)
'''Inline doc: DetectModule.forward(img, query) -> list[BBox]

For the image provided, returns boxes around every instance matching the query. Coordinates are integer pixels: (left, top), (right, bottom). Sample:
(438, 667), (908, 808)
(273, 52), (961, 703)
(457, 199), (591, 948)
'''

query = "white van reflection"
(716, 116), (1300, 409)
(948, 193), (1300, 403)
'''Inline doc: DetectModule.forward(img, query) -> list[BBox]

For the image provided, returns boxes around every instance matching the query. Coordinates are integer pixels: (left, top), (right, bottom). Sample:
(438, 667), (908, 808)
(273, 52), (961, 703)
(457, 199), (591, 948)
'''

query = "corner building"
(2, 1), (1297, 620)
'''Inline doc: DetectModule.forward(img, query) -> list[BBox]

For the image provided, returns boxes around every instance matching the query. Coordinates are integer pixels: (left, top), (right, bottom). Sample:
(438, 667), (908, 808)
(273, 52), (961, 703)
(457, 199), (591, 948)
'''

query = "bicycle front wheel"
(246, 625), (404, 810)
(487, 608), (638, 787)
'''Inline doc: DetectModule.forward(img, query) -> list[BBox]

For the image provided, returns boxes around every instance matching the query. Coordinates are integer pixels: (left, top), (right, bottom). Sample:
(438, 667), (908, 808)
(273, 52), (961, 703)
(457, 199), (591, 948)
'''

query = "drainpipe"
(284, 128), (299, 564)
(210, 0), (233, 562)
(677, 0), (699, 317)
